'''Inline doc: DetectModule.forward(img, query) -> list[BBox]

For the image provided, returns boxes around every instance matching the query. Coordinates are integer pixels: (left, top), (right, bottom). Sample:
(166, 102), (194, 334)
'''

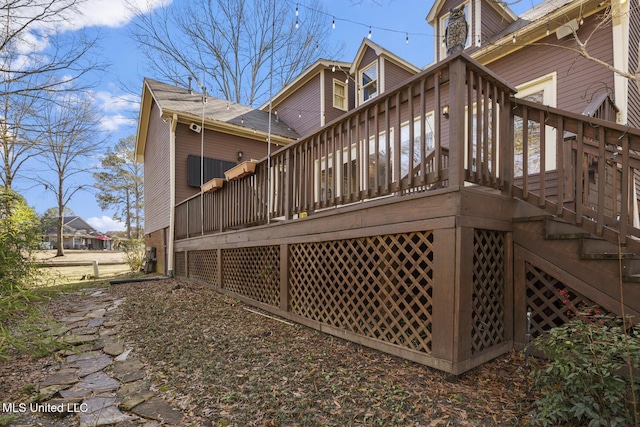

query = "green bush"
(120, 238), (145, 272)
(529, 312), (640, 427)
(0, 189), (41, 293)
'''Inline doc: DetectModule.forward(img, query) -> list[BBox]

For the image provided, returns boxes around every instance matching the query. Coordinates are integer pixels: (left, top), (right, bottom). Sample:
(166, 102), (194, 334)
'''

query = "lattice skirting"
(289, 232), (435, 354)
(222, 246), (280, 307)
(472, 229), (506, 354)
(188, 249), (218, 286)
(525, 261), (603, 338)
(174, 252), (186, 277)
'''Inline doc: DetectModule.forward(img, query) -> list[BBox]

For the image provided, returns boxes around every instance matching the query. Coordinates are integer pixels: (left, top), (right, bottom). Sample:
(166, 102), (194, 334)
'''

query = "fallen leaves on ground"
(111, 278), (534, 426)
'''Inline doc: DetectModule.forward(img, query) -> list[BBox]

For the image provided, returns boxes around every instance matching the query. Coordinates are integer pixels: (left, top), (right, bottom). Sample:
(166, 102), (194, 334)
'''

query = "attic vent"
(187, 155), (237, 187)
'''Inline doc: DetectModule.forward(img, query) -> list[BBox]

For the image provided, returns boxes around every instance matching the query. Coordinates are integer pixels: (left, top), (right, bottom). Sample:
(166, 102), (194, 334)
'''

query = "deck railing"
(175, 53), (640, 252)
(511, 98), (640, 251)
(176, 54), (516, 239)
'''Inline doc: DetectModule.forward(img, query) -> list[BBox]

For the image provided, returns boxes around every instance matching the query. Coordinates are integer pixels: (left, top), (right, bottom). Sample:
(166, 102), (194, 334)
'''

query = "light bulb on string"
(512, 33), (516, 43)
(405, 33), (409, 44)
(332, 17), (335, 29)
(332, 64), (336, 72)
(295, 19), (299, 29)
(298, 111), (302, 119)
(295, 5), (298, 16)
(368, 26), (372, 39)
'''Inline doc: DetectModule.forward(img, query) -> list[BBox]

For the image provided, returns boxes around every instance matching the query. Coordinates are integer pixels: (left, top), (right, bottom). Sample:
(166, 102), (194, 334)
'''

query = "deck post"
(280, 244), (290, 311)
(447, 57), (467, 188)
(453, 226), (474, 369)
(431, 228), (457, 369)
(500, 93), (514, 196)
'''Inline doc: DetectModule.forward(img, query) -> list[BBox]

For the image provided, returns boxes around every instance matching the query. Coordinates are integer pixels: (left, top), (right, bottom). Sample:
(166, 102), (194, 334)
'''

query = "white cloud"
(87, 216), (126, 232)
(60, 0), (172, 31)
(94, 90), (140, 113)
(100, 114), (137, 132)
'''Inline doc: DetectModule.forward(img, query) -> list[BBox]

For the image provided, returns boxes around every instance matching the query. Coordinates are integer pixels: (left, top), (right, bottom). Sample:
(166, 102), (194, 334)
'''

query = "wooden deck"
(172, 54), (640, 374)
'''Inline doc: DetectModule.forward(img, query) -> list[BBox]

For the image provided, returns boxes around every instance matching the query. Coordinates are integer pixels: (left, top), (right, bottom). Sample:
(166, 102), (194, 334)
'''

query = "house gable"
(350, 38), (420, 107)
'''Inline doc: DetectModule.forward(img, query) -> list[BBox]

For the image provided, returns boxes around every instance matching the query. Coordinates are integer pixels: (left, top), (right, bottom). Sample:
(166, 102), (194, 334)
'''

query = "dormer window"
(439, 1), (472, 60)
(360, 61), (378, 103)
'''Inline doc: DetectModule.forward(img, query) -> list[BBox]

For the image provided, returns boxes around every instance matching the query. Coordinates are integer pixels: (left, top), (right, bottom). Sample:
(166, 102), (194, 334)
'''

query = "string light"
(298, 111), (302, 119)
(332, 64), (336, 72)
(512, 33), (516, 43)
(546, 24), (550, 36)
(293, 3), (432, 46)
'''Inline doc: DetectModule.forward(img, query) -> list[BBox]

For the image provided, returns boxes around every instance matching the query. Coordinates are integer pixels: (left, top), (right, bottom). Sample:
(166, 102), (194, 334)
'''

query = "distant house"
(134, 0), (640, 375)
(43, 216), (113, 250)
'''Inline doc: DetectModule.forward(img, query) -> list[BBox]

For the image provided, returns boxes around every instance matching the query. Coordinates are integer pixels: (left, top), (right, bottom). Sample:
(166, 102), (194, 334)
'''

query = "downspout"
(168, 113), (178, 277)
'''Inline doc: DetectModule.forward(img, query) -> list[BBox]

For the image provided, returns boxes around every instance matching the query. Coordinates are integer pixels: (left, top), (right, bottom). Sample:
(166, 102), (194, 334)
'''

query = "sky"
(12, 0), (539, 233)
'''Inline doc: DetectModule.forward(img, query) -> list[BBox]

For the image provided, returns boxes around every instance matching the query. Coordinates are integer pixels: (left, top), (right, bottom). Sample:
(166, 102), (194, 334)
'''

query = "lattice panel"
(289, 232), (434, 354)
(174, 252), (186, 277)
(526, 262), (602, 337)
(471, 229), (506, 354)
(222, 246), (280, 307)
(188, 250), (218, 286)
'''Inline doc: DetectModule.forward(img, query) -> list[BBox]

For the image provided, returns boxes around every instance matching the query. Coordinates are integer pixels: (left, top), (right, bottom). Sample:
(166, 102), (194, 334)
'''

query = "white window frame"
(359, 60), (379, 104)
(438, 1), (471, 61)
(333, 78), (348, 111)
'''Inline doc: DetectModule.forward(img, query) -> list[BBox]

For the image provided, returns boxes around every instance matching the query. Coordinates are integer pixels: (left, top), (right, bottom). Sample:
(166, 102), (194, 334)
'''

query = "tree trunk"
(56, 179), (65, 257)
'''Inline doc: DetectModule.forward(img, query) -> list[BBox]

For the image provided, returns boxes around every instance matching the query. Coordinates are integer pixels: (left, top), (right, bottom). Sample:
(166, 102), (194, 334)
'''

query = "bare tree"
(0, 0), (103, 97)
(35, 91), (106, 256)
(0, 0), (105, 196)
(128, 0), (338, 107)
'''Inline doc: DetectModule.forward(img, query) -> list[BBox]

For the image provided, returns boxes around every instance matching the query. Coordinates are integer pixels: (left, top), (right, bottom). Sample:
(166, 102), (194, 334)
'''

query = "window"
(360, 61), (378, 103)
(514, 72), (557, 175)
(333, 79), (347, 111)
(187, 155), (237, 187)
(438, 1), (471, 61)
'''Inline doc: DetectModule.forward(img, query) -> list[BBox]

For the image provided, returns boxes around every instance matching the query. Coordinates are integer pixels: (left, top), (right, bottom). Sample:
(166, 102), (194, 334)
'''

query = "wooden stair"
(512, 215), (640, 323)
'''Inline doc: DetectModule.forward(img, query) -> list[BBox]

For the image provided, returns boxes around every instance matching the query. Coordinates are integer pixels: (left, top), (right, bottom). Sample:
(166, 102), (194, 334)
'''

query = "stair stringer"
(512, 218), (640, 348)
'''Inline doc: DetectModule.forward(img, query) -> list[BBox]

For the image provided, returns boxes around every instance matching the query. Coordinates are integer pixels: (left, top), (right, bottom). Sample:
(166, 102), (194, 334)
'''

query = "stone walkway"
(34, 289), (183, 427)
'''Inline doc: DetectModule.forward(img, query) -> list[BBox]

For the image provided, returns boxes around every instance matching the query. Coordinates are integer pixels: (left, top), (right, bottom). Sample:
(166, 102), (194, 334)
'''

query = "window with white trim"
(359, 61), (378, 103)
(333, 79), (347, 111)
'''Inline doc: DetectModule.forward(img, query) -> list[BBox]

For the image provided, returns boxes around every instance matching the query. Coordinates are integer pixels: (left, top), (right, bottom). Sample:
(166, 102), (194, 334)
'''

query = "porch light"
(442, 105), (450, 119)
(238, 151), (244, 161)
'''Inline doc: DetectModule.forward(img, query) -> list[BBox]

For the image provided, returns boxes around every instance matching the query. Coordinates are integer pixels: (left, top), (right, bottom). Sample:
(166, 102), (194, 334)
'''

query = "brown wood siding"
(486, 15), (614, 115)
(629, 5), (640, 127)
(359, 46), (379, 70)
(272, 74), (322, 138)
(480, 2), (510, 42)
(174, 124), (275, 203)
(382, 58), (417, 92)
(144, 102), (171, 234)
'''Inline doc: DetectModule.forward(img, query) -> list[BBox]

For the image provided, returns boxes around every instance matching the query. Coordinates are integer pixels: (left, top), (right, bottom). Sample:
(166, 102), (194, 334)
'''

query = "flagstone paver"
(26, 287), (185, 426)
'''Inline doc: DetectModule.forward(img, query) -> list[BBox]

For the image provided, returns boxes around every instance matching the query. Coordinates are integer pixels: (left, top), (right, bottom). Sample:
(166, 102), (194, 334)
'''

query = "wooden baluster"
(596, 127), (606, 236)
(576, 122), (584, 224)
(556, 116), (564, 216)
(539, 108), (546, 208)
(621, 134), (629, 245)
(522, 106), (529, 200)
